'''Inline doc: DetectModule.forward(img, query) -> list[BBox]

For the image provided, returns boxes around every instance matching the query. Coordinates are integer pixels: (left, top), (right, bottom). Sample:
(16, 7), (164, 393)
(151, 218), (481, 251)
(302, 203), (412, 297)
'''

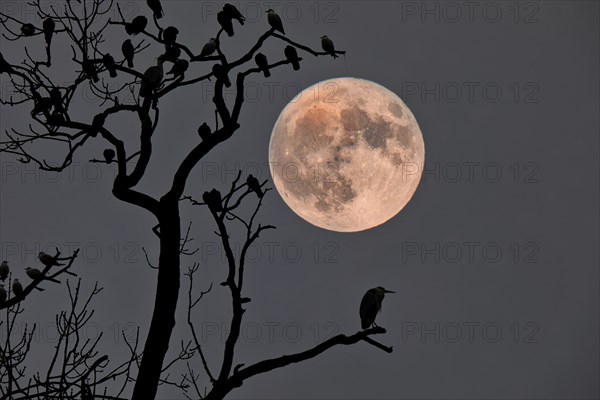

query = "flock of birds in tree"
(0, 1), (340, 157)
(0, 1), (397, 331)
(0, 253), (64, 303)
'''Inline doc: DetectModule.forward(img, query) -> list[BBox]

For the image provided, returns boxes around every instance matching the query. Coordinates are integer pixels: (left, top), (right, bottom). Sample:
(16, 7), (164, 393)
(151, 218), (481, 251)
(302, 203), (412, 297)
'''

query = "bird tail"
(127, 59), (134, 68)
(263, 69), (271, 78)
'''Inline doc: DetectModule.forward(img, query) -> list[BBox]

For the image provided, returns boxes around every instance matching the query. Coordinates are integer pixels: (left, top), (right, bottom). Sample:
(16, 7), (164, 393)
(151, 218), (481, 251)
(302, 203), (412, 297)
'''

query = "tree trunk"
(131, 200), (181, 400)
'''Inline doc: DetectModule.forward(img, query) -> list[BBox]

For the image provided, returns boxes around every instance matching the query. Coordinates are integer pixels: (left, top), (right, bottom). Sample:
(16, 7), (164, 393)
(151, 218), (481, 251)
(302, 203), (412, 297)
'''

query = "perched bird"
(122, 39), (135, 68)
(139, 55), (166, 97)
(202, 189), (223, 212)
(211, 64), (231, 87)
(42, 17), (55, 46)
(163, 26), (179, 46)
(359, 287), (395, 329)
(103, 148), (115, 163)
(82, 59), (99, 83)
(102, 53), (118, 78)
(0, 52), (15, 74)
(0, 261), (9, 281)
(284, 46), (300, 71)
(320, 35), (338, 58)
(163, 45), (181, 63)
(49, 88), (64, 114)
(197, 122), (211, 141)
(167, 59), (188, 78)
(217, 11), (234, 37)
(223, 3), (245, 25)
(0, 285), (6, 303)
(199, 38), (217, 58)
(147, 0), (164, 19)
(125, 15), (147, 35)
(246, 174), (263, 198)
(254, 53), (270, 78)
(266, 9), (284, 34)
(20, 23), (35, 36)
(12, 279), (23, 297)
(31, 96), (53, 116)
(25, 267), (60, 283)
(38, 252), (64, 267)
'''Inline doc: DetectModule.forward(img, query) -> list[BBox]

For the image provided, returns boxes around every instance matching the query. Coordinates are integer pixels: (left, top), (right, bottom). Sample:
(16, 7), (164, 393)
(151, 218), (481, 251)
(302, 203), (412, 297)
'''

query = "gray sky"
(1, 0), (599, 399)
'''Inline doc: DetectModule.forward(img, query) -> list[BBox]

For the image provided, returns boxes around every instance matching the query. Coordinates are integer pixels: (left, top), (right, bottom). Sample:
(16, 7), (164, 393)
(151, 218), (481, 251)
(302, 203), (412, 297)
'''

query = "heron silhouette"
(359, 287), (395, 329)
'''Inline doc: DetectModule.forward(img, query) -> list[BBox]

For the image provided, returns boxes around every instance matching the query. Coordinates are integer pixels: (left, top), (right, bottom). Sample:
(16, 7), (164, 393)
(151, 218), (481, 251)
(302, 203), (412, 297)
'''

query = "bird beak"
(384, 289), (395, 293)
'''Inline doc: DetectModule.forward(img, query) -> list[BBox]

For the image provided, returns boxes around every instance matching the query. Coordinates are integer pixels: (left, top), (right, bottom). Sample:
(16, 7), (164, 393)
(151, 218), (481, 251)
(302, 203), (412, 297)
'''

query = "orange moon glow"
(269, 77), (425, 232)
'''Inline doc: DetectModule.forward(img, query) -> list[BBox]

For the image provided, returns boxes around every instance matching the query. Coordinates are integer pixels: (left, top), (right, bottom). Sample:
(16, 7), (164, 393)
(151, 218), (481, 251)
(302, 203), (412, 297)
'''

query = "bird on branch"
(12, 279), (23, 297)
(147, 0), (164, 19)
(140, 55), (167, 97)
(217, 11), (235, 37)
(212, 63), (231, 87)
(284, 46), (300, 71)
(126, 16), (147, 35)
(0, 260), (9, 281)
(49, 88), (65, 114)
(31, 96), (53, 116)
(203, 189), (223, 213)
(0, 285), (6, 303)
(223, 3), (245, 25)
(103, 54), (118, 78)
(267, 9), (285, 34)
(321, 35), (338, 58)
(199, 38), (217, 58)
(103, 149), (115, 163)
(43, 17), (55, 46)
(167, 59), (189, 78)
(82, 59), (99, 83)
(20, 23), (35, 36)
(246, 174), (264, 198)
(359, 287), (395, 329)
(254, 53), (271, 78)
(25, 267), (60, 283)
(122, 39), (135, 68)
(39, 251), (64, 267)
(163, 26), (179, 46)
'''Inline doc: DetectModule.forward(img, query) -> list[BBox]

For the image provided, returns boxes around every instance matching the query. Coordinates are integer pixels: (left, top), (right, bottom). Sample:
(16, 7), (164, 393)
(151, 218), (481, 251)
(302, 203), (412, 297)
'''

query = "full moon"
(268, 77), (425, 232)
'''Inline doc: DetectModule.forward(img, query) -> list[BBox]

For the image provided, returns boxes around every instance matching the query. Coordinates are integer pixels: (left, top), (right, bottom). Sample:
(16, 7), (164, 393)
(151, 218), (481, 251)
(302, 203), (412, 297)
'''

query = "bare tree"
(0, 1), (390, 399)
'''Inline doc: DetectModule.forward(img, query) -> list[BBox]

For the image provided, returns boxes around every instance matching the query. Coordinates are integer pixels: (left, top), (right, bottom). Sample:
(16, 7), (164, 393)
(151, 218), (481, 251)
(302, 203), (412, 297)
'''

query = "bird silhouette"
(359, 287), (395, 329)
(223, 3), (245, 25)
(126, 16), (147, 35)
(212, 64), (231, 87)
(246, 174), (264, 198)
(203, 189), (223, 212)
(320, 35), (338, 58)
(103, 54), (118, 78)
(103, 149), (115, 163)
(0, 285), (6, 303)
(197, 122), (211, 141)
(147, 0), (164, 19)
(140, 55), (166, 97)
(49, 88), (64, 114)
(267, 9), (285, 34)
(31, 96), (53, 116)
(25, 267), (60, 283)
(0, 261), (9, 281)
(284, 46), (300, 70)
(0, 53), (15, 74)
(164, 45), (181, 63)
(217, 11), (234, 37)
(20, 23), (35, 36)
(167, 59), (189, 78)
(122, 39), (135, 68)
(199, 38), (217, 58)
(254, 53), (270, 77)
(163, 26), (179, 46)
(38, 252), (64, 267)
(82, 59), (99, 82)
(12, 279), (23, 297)
(42, 18), (55, 46)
